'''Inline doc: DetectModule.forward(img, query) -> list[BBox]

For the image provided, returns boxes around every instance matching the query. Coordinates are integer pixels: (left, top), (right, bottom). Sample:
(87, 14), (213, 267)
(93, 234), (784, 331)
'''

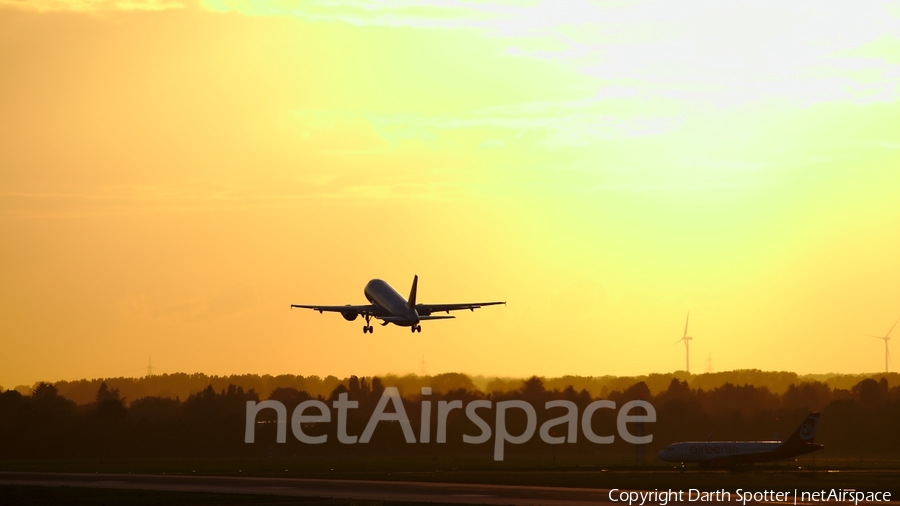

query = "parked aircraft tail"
(782, 412), (820, 447)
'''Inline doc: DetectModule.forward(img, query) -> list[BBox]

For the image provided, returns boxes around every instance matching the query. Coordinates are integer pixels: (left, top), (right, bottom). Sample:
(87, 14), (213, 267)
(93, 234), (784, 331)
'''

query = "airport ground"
(2, 456), (899, 505)
(0, 484), (352, 506)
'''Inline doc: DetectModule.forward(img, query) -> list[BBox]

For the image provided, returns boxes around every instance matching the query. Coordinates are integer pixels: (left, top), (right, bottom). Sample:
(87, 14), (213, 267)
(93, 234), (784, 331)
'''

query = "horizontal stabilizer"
(378, 315), (456, 323)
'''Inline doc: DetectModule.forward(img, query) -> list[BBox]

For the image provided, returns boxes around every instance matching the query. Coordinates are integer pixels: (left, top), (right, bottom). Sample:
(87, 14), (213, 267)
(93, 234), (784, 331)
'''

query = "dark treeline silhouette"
(13, 370), (899, 406)
(1, 373), (899, 460)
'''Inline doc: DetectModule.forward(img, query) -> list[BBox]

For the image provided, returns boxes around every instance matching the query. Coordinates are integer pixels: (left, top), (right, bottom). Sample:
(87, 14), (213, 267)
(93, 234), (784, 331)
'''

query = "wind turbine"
(674, 312), (693, 373)
(869, 317), (898, 373)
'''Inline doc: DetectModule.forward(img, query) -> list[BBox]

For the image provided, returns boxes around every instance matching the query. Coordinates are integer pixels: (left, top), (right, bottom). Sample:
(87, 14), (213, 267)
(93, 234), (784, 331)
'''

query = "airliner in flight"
(656, 412), (823, 468)
(291, 275), (504, 333)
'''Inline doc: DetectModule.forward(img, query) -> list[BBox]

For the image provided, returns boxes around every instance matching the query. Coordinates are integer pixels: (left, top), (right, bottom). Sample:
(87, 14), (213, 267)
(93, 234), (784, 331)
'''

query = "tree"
(520, 376), (546, 402)
(32, 382), (60, 401)
(95, 382), (122, 403)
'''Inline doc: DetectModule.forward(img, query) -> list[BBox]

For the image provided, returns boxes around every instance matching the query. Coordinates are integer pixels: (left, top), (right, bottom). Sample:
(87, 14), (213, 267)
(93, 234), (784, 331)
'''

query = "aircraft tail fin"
(782, 412), (820, 447)
(408, 275), (418, 309)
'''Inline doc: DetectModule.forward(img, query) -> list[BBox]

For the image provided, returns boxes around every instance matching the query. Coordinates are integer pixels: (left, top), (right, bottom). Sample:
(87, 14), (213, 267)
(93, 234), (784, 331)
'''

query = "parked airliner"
(291, 275), (504, 333)
(656, 412), (823, 468)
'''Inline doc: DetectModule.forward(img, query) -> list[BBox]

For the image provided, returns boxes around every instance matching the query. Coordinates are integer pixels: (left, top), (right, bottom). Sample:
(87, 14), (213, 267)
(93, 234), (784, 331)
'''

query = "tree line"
(1, 373), (898, 460)
(7, 369), (897, 406)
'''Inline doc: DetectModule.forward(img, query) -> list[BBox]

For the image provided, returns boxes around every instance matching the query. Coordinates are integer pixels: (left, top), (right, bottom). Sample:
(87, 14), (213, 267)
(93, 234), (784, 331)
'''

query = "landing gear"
(410, 325), (422, 333)
(362, 315), (374, 333)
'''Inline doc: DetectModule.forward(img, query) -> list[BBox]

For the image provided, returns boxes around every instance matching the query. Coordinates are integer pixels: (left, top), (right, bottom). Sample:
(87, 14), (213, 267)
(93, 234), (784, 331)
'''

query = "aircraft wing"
(290, 304), (379, 316)
(416, 301), (505, 315)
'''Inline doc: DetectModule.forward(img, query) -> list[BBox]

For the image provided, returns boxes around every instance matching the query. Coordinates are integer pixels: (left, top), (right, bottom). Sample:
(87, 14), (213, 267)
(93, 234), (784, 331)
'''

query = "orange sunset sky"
(1, 1), (899, 388)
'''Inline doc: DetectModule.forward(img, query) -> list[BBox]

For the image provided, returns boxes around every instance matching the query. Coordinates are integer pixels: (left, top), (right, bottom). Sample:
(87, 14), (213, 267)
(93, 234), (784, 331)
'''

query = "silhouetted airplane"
(291, 275), (504, 333)
(656, 412), (823, 468)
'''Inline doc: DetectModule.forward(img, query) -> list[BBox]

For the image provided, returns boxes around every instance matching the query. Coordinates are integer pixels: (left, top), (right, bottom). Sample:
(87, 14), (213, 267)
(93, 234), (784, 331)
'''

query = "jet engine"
(341, 308), (358, 321)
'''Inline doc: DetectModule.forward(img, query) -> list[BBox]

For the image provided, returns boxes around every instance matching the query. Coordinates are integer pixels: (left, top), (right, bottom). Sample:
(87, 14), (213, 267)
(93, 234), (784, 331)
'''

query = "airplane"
(290, 275), (505, 333)
(656, 412), (823, 469)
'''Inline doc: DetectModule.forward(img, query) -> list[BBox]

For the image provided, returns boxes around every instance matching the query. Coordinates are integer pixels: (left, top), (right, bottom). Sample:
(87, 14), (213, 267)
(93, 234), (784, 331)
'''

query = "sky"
(1, 0), (899, 388)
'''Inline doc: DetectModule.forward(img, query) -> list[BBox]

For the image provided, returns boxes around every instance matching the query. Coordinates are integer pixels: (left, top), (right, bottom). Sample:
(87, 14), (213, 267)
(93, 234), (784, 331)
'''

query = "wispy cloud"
(290, 94), (684, 152)
(118, 285), (258, 323)
(202, 0), (900, 107)
(8, 1), (897, 106)
(368, 109), (684, 148)
(864, 140), (900, 150)
(0, 0), (187, 11)
(201, 0), (516, 30)
(0, 176), (473, 218)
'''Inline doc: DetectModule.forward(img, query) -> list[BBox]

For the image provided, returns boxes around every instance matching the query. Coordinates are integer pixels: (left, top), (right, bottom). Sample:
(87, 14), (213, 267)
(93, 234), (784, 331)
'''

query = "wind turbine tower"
(870, 317), (898, 374)
(675, 312), (693, 373)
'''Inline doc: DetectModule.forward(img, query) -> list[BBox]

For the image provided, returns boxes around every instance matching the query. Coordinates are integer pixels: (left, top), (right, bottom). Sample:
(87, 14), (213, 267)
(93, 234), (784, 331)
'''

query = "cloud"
(201, 0), (514, 30)
(202, 0), (900, 107)
(478, 139), (505, 149)
(865, 141), (900, 150)
(0, 0), (187, 12)
(7, 0), (897, 106)
(0, 182), (327, 218)
(280, 92), (685, 160)
(515, 3), (900, 107)
(357, 96), (684, 148)
(118, 285), (258, 322)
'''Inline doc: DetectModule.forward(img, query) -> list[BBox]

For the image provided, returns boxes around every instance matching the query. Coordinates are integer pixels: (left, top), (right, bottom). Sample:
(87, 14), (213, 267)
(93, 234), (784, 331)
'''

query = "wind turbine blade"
(684, 312), (690, 339)
(675, 338), (684, 345)
(886, 317), (900, 338)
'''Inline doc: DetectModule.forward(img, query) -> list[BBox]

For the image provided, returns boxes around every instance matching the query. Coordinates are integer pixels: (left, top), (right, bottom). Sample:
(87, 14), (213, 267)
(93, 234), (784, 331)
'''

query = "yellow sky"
(1, 0), (899, 387)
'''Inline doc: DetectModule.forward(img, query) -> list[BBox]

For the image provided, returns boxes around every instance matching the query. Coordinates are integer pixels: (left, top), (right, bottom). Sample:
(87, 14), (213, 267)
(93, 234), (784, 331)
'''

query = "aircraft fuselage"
(364, 279), (419, 326)
(656, 412), (824, 467)
(657, 441), (782, 463)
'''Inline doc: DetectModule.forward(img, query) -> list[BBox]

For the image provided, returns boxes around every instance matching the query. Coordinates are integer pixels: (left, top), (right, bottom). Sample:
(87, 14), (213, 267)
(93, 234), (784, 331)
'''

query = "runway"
(0, 471), (615, 505)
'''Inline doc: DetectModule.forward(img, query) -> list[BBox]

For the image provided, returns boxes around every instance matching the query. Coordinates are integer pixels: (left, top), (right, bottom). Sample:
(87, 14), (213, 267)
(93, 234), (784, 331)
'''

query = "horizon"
(2, 1), (899, 387)
(8, 367), (900, 394)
